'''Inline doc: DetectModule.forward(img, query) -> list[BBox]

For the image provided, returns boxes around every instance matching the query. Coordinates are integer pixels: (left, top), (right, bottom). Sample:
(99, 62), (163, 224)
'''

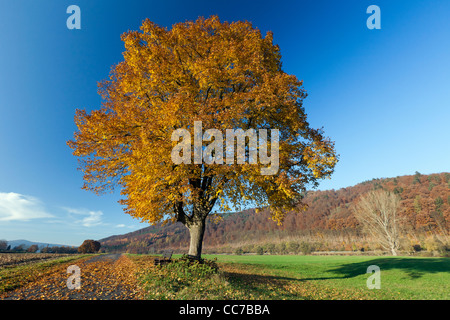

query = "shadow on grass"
(222, 271), (304, 299)
(217, 257), (449, 300)
(322, 257), (450, 281)
(220, 257), (450, 289)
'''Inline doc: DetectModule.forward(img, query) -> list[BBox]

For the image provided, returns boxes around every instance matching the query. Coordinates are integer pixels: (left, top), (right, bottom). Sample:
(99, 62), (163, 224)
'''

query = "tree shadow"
(223, 271), (299, 283)
(220, 257), (450, 288)
(222, 271), (304, 299)
(326, 257), (450, 280)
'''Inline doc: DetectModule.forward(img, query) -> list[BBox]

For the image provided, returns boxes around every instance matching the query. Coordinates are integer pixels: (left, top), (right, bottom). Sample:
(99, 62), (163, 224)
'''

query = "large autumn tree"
(68, 16), (338, 258)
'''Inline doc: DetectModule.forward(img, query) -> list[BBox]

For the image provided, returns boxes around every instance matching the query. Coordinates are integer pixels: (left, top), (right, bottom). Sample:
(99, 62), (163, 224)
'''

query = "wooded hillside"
(100, 172), (449, 254)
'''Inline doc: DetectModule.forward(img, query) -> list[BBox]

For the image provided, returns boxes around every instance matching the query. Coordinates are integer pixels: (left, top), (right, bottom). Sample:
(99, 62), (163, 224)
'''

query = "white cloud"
(0, 192), (54, 221)
(81, 211), (103, 227)
(63, 207), (104, 227)
(114, 223), (140, 230)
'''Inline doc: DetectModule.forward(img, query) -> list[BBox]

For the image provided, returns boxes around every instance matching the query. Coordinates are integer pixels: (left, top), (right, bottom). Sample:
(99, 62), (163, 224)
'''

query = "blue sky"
(0, 0), (449, 246)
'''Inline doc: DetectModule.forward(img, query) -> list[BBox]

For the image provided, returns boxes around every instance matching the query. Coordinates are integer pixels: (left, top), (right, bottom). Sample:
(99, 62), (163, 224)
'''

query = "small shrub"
(287, 241), (300, 254)
(299, 242), (314, 255)
(437, 244), (450, 257)
(424, 237), (442, 252)
(243, 244), (255, 253)
(277, 242), (288, 255)
(265, 243), (276, 255)
(142, 255), (220, 299)
(234, 247), (243, 255)
(256, 246), (264, 255)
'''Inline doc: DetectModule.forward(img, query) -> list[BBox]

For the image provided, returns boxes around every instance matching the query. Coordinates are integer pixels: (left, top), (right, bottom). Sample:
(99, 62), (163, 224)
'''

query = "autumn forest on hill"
(100, 172), (450, 255)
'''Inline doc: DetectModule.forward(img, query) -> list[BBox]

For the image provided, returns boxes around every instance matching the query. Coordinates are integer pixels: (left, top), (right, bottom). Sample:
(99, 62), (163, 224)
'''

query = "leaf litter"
(1, 254), (146, 300)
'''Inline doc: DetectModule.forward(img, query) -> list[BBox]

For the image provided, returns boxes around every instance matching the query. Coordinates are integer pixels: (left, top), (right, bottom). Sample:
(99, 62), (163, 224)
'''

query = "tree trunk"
(187, 218), (206, 259)
(390, 245), (398, 256)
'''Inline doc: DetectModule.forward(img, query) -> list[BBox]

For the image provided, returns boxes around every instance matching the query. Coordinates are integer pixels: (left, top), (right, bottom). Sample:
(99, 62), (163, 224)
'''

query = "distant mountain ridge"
(99, 172), (450, 254)
(6, 239), (74, 249)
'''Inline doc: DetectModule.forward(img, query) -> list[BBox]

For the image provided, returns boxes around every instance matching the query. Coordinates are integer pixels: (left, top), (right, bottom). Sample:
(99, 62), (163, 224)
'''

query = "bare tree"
(352, 189), (401, 256)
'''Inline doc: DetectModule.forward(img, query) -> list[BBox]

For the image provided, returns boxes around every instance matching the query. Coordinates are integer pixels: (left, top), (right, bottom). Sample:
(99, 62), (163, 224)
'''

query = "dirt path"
(1, 254), (145, 300)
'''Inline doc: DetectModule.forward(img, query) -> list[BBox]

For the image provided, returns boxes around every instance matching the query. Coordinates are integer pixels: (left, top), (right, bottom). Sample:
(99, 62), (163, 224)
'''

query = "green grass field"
(196, 254), (450, 300)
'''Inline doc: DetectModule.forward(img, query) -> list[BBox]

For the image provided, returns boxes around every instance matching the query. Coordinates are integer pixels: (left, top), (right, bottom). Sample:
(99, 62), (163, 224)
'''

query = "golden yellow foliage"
(67, 16), (337, 230)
